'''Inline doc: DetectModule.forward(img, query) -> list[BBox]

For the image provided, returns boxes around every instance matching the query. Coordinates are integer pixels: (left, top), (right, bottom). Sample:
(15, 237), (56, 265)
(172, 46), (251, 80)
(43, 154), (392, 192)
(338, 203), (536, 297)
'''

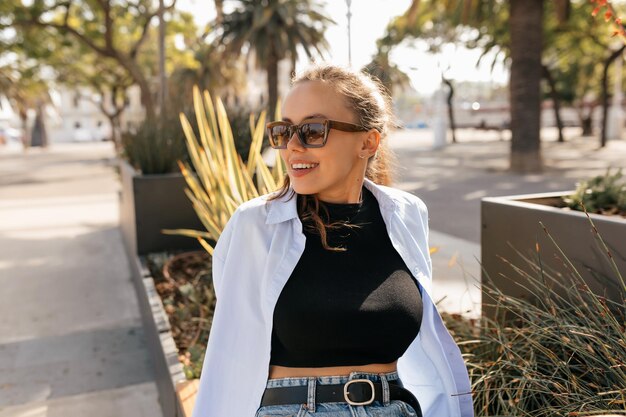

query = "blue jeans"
(254, 371), (420, 417)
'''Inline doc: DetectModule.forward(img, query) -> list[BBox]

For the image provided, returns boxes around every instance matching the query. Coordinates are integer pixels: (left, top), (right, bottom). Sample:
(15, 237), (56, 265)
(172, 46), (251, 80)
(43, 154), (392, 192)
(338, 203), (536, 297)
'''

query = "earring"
(359, 154), (365, 159)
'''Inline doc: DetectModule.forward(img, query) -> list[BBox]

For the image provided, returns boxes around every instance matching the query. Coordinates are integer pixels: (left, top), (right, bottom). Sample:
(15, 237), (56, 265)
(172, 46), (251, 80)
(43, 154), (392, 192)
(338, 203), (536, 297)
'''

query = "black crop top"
(270, 187), (424, 367)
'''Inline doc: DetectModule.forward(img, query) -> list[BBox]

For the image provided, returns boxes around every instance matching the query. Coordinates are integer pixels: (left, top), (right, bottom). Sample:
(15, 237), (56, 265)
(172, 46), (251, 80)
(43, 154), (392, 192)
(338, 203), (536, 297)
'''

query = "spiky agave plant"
(163, 85), (285, 255)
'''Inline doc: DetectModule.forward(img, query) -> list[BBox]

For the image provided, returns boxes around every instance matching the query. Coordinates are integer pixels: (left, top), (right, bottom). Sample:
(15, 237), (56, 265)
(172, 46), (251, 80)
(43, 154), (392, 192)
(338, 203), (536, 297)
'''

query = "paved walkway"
(389, 127), (626, 317)
(0, 143), (162, 417)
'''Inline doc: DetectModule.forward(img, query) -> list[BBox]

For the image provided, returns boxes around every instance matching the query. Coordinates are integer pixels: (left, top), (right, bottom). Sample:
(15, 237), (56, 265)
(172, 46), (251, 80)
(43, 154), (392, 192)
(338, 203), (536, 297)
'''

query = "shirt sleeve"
(417, 199), (433, 280)
(211, 209), (239, 298)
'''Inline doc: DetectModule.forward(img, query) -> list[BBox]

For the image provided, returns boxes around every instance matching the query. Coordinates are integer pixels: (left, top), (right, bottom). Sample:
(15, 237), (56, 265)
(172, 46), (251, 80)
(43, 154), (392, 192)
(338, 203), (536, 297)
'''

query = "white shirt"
(191, 178), (474, 417)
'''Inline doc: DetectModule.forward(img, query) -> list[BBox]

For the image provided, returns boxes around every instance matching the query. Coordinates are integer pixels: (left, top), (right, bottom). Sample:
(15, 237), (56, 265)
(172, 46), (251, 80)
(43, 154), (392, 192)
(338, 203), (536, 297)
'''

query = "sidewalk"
(0, 143), (162, 417)
(389, 127), (626, 318)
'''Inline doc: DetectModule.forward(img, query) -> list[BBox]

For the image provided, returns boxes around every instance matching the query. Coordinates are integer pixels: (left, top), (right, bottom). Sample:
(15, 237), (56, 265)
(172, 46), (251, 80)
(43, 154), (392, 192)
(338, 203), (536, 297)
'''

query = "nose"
(285, 129), (305, 152)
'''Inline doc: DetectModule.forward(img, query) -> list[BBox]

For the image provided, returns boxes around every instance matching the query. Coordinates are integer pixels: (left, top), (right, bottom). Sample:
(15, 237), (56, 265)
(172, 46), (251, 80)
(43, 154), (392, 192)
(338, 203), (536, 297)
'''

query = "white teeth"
(292, 163), (318, 169)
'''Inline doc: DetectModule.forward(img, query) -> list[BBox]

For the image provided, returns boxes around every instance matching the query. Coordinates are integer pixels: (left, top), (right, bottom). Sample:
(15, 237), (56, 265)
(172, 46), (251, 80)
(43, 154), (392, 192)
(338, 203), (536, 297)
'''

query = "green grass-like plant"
(444, 212), (626, 416)
(563, 168), (626, 217)
(121, 113), (190, 175)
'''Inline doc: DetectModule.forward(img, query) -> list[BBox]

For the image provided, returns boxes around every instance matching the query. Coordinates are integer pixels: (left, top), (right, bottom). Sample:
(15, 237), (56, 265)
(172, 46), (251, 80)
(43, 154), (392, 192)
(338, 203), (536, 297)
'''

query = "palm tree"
(216, 0), (334, 121)
(362, 51), (411, 96)
(509, 0), (544, 172)
(387, 0), (575, 172)
(168, 42), (247, 114)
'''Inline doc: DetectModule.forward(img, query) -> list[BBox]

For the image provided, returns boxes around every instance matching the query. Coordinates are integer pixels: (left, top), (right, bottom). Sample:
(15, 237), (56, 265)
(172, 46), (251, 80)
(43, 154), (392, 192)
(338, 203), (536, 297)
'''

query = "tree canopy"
(213, 0), (334, 120)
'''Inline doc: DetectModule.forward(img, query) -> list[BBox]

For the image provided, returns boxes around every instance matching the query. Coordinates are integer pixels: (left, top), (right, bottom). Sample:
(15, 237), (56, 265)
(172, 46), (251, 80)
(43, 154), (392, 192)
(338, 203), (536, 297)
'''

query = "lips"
(288, 160), (319, 177)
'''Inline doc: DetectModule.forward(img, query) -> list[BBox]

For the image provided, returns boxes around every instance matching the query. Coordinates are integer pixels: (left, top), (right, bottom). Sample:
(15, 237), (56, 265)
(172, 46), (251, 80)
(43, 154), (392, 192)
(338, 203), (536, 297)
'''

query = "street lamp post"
(346, 0), (352, 67)
(158, 0), (167, 119)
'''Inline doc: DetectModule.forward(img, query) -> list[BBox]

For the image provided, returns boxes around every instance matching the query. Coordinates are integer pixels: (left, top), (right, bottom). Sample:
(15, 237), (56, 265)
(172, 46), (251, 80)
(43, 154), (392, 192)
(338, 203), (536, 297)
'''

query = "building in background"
(47, 85), (145, 143)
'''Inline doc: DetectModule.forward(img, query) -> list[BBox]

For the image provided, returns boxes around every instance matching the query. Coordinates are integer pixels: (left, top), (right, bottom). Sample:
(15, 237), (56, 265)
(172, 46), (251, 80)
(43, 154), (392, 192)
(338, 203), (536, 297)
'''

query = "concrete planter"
(481, 191), (626, 320)
(126, 251), (199, 417)
(119, 160), (204, 255)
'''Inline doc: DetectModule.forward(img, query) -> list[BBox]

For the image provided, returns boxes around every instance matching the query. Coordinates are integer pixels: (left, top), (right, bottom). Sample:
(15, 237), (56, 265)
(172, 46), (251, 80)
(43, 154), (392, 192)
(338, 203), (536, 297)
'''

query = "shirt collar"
(265, 178), (399, 225)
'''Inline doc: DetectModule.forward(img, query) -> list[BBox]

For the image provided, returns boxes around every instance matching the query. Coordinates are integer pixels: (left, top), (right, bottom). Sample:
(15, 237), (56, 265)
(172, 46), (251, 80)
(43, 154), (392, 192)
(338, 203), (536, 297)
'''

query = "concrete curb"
(125, 248), (187, 417)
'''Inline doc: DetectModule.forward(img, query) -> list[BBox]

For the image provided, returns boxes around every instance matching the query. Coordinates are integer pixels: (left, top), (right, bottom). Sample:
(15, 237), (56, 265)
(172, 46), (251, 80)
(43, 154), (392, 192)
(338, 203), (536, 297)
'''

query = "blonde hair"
(270, 64), (397, 251)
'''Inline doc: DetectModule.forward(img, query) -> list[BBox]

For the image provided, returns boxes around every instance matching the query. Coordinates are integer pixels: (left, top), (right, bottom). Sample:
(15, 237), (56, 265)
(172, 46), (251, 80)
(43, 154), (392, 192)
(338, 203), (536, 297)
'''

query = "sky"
(176, 0), (509, 96)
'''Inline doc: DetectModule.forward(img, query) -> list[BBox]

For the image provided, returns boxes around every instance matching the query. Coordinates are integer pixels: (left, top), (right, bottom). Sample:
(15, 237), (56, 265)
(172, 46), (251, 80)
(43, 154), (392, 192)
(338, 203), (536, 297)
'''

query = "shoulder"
(219, 188), (295, 239)
(229, 189), (286, 222)
(213, 191), (280, 259)
(231, 193), (270, 218)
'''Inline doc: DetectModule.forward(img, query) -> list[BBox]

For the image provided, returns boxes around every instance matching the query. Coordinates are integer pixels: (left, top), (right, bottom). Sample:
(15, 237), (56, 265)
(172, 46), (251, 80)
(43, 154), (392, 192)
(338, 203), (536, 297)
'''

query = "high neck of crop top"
(305, 192), (367, 230)
(270, 186), (424, 367)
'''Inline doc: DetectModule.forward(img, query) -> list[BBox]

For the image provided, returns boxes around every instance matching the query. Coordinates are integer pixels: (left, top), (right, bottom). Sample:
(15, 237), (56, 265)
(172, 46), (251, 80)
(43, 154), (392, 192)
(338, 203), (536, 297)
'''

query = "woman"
(191, 65), (473, 417)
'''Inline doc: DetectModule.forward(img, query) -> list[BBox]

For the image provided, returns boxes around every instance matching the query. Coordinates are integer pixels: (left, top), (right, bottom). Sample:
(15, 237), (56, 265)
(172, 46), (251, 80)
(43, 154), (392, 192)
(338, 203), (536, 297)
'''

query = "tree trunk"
(115, 52), (156, 120)
(214, 0), (224, 24)
(18, 108), (28, 149)
(106, 114), (123, 154)
(601, 45), (625, 148)
(96, 85), (126, 153)
(30, 104), (48, 148)
(575, 100), (595, 136)
(442, 77), (457, 143)
(266, 44), (279, 122)
(554, 0), (570, 23)
(581, 115), (593, 136)
(542, 64), (564, 142)
(509, 0), (544, 173)
(291, 57), (297, 81)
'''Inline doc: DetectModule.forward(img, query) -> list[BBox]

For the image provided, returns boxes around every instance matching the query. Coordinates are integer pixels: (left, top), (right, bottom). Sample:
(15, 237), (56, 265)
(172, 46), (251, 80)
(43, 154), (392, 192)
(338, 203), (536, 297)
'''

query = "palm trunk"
(542, 64), (564, 143)
(601, 45), (625, 148)
(266, 44), (279, 122)
(509, 0), (544, 172)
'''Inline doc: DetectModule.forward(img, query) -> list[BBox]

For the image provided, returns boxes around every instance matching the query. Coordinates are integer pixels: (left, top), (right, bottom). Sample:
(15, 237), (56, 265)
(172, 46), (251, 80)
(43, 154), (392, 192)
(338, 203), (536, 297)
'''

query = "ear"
(360, 129), (380, 157)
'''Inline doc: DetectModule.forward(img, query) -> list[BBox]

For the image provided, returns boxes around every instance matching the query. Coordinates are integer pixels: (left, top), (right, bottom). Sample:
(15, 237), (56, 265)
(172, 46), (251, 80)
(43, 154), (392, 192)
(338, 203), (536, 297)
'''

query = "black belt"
(260, 378), (422, 416)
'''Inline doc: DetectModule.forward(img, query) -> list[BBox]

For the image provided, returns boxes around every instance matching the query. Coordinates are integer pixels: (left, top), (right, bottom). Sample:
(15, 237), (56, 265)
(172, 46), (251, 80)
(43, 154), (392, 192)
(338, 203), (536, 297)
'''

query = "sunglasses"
(266, 118), (368, 149)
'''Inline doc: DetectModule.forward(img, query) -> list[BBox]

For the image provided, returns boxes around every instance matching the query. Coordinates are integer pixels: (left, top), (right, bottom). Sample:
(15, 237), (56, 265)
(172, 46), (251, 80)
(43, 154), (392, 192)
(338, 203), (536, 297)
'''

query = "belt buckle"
(343, 379), (375, 406)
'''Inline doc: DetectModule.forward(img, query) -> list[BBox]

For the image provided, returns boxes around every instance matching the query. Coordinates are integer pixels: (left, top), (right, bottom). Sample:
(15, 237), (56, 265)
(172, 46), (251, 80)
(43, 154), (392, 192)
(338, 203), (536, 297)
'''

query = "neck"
(317, 186), (363, 204)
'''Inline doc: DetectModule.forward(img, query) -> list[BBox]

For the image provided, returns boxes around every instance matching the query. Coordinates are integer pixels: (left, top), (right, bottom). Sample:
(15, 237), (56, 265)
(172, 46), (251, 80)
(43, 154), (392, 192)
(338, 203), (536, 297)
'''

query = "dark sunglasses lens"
(299, 123), (326, 146)
(269, 125), (290, 148)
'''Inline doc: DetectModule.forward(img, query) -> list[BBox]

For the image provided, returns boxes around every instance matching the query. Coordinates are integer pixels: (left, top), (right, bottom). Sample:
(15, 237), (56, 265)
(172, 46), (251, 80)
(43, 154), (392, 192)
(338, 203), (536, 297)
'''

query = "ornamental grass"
(444, 213), (626, 416)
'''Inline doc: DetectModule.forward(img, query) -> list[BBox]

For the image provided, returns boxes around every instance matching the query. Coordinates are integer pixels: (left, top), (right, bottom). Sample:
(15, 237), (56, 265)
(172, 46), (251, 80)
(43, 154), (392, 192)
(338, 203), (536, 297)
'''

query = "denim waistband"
(265, 370), (400, 388)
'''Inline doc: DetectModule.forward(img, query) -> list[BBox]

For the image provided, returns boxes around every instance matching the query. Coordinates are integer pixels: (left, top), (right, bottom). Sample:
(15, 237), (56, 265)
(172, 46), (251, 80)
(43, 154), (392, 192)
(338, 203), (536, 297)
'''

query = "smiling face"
(279, 80), (379, 203)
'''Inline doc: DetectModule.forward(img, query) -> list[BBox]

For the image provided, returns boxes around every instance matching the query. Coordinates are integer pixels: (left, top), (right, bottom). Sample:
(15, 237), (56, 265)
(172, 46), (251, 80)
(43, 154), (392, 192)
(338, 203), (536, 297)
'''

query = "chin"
(291, 184), (320, 196)
(287, 178), (316, 195)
